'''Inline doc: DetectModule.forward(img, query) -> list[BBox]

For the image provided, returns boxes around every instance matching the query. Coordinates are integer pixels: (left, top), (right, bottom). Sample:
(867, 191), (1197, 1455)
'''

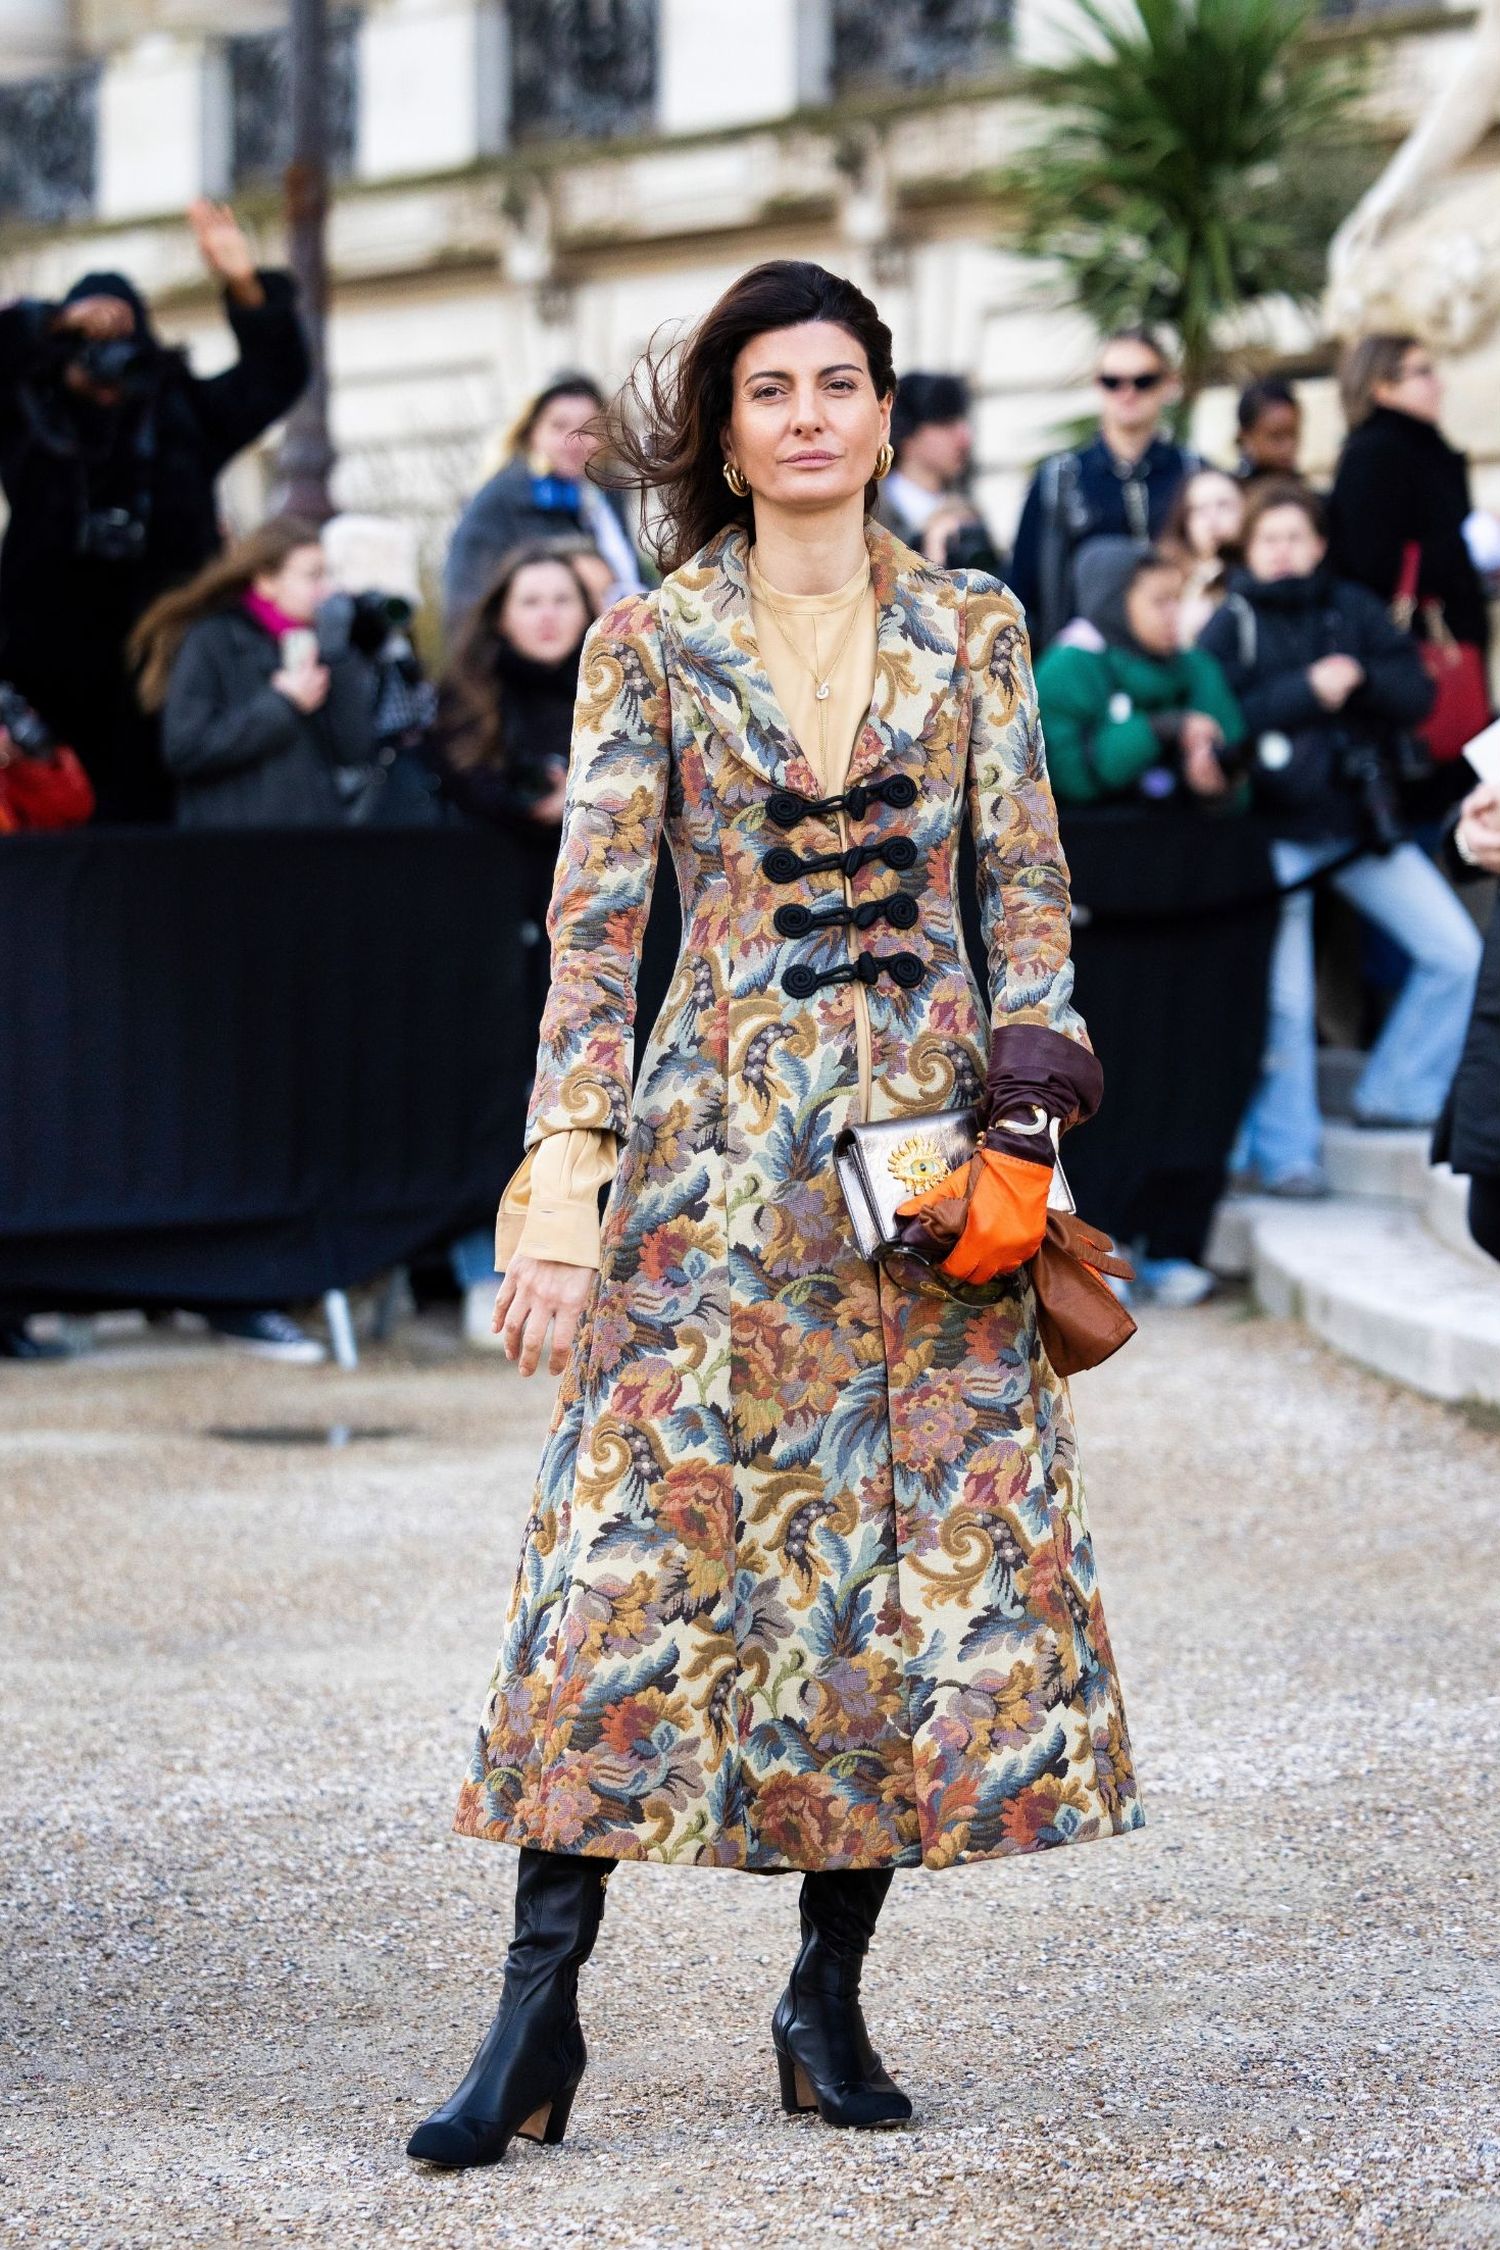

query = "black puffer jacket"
(1197, 567), (1434, 841)
(430, 633), (583, 840)
(1329, 406), (1490, 654)
(162, 608), (373, 829)
(1434, 827), (1500, 1178)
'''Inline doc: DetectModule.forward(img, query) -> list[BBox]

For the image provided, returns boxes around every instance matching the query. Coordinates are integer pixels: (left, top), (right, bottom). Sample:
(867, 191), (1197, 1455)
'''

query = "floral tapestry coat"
(454, 522), (1143, 1873)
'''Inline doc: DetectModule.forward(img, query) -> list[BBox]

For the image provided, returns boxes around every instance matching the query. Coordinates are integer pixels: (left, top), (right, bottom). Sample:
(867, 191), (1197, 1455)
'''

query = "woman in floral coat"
(408, 261), (1142, 2170)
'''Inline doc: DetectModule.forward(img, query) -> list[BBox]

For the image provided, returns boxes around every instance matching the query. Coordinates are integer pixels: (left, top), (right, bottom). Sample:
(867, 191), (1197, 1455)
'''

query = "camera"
(68, 332), (157, 399)
(1336, 737), (1404, 856)
(76, 505), (149, 563)
(0, 681), (55, 758)
(344, 589), (415, 660)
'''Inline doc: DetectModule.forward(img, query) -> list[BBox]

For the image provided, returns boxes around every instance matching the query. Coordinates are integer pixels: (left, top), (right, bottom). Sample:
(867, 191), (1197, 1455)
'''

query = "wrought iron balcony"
(0, 66), (99, 228)
(832, 0), (1013, 92)
(228, 10), (359, 189)
(510, 0), (659, 144)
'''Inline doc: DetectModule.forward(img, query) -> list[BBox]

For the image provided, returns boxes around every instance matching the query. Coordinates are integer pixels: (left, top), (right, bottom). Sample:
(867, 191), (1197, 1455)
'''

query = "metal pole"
(275, 0), (335, 519)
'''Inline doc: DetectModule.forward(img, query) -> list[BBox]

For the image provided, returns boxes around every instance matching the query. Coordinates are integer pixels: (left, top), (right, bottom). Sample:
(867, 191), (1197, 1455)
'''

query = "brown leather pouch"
(1029, 1210), (1137, 1376)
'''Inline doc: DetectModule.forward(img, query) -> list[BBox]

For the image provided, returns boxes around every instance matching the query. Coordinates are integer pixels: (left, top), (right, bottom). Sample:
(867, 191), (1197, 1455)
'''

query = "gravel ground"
(2, 1299), (1498, 2250)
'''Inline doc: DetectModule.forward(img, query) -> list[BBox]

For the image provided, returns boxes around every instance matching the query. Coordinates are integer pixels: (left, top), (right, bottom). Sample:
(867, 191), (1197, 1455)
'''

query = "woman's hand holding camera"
(1308, 654), (1364, 711)
(271, 655), (330, 714)
(492, 1256), (596, 1376)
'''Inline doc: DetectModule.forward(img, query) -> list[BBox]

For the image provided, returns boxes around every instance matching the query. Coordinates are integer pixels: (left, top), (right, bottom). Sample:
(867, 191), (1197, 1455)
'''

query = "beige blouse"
(496, 552), (879, 1272)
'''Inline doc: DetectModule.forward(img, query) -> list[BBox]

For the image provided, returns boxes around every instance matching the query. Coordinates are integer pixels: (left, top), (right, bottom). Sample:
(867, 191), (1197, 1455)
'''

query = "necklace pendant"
(815, 681), (831, 701)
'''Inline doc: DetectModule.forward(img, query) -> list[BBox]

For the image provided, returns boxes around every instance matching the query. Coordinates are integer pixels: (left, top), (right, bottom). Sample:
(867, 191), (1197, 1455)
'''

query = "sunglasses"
(1098, 371), (1164, 393)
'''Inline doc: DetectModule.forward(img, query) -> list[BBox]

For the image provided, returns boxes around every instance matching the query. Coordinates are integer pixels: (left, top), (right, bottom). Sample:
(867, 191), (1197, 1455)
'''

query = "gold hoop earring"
(723, 460), (749, 498)
(874, 442), (894, 481)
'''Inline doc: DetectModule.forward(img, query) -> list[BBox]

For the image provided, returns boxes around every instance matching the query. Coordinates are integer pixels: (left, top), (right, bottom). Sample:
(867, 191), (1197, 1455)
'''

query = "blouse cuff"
(495, 1127), (621, 1271)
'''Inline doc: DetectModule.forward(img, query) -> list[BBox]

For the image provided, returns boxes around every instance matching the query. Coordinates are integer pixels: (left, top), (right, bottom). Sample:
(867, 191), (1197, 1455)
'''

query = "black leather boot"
(771, 1868), (912, 2128)
(406, 1848), (614, 2168)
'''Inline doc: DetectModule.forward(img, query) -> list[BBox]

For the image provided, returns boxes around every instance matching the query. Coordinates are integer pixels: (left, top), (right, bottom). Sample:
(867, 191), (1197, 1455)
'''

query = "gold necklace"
(757, 573), (871, 705)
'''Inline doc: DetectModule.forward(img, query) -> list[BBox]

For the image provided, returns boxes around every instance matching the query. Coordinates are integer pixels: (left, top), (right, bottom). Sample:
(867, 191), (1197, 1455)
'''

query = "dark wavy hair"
(596, 260), (896, 574)
(440, 542), (596, 772)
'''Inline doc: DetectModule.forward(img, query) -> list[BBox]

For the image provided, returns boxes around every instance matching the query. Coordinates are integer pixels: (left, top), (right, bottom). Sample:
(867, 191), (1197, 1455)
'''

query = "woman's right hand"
(271, 659), (330, 714)
(493, 1255), (596, 1375)
(1457, 779), (1500, 875)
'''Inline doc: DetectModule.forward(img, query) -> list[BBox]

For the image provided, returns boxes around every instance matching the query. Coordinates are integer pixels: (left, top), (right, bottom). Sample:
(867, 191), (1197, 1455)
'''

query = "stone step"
(1250, 1201), (1500, 1407)
(1321, 1121), (1432, 1206)
(1425, 1163), (1496, 1276)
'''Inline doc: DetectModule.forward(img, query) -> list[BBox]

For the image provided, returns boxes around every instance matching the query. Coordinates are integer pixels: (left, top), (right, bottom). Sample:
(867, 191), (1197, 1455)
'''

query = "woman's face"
(527, 392), (599, 479)
(1124, 565), (1182, 657)
(255, 543), (328, 622)
(499, 561), (591, 662)
(1182, 471), (1244, 561)
(724, 321), (891, 515)
(1245, 504), (1325, 582)
(1374, 345), (1442, 426)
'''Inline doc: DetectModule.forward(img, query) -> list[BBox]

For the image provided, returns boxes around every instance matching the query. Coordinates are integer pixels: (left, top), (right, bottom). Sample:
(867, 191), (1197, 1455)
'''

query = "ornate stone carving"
(1327, 0), (1500, 347)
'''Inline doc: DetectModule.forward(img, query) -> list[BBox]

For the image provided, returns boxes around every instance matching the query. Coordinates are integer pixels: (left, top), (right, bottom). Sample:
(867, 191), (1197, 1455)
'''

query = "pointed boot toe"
(405, 2111), (500, 2169)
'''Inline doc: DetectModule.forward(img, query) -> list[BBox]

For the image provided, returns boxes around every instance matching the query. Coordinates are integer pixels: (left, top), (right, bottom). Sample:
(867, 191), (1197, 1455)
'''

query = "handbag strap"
(1393, 540), (1426, 631)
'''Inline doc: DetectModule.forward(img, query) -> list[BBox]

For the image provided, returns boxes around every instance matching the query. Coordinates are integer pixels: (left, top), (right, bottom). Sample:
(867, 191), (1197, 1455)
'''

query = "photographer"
(0, 683), (93, 832)
(0, 201), (309, 822)
(1198, 479), (1480, 1194)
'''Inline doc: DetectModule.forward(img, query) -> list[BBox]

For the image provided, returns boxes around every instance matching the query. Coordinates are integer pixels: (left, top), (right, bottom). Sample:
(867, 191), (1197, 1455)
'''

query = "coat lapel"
(659, 521), (963, 803)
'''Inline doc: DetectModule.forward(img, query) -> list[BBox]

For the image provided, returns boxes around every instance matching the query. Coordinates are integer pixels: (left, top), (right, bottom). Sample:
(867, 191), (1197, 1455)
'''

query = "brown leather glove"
(984, 1024), (1103, 1162)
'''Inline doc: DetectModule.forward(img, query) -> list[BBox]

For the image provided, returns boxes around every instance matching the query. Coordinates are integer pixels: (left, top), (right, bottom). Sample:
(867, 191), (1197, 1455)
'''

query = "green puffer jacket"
(1035, 638), (1244, 806)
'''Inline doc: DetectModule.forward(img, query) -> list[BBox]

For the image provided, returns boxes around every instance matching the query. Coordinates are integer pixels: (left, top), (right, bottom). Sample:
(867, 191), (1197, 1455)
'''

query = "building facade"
(0, 0), (1489, 581)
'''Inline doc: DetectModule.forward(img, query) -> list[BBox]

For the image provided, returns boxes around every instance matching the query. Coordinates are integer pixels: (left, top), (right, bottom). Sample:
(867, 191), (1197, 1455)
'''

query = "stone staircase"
(1206, 1057), (1500, 1409)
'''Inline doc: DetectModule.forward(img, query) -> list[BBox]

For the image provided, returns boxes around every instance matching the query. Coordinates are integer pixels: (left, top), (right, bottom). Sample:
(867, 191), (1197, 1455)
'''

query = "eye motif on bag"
(886, 1133), (953, 1195)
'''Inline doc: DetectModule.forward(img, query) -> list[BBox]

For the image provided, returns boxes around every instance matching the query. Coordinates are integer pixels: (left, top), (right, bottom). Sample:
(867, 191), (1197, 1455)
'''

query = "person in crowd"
(1037, 539), (1243, 811)
(430, 542), (597, 1342)
(877, 371), (1004, 572)
(1235, 378), (1303, 483)
(319, 515), (443, 826)
(1162, 467), (1246, 643)
(0, 200), (309, 822)
(406, 258), (1140, 2172)
(443, 374), (643, 630)
(1434, 778), (1500, 1265)
(1008, 326), (1200, 653)
(132, 517), (375, 830)
(1036, 540), (1245, 1304)
(1198, 479), (1481, 1195)
(130, 517), (379, 1362)
(1329, 335), (1496, 662)
(0, 683), (94, 831)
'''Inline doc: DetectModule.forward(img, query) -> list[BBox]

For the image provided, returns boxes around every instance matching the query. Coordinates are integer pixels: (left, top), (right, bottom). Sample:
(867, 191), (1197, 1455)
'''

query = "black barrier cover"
(1, 814), (1269, 1308)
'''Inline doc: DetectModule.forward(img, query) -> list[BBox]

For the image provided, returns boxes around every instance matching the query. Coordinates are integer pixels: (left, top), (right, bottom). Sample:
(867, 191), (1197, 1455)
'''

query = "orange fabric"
(896, 1146), (1054, 1284)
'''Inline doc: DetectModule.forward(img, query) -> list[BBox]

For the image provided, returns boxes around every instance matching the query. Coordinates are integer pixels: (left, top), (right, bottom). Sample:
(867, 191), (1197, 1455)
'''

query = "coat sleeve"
(1004, 471), (1045, 624)
(188, 273), (311, 474)
(161, 627), (303, 781)
(1345, 584), (1437, 729)
(523, 593), (671, 1148)
(964, 579), (1102, 1126)
(1197, 604), (1324, 738)
(1329, 434), (1411, 608)
(442, 483), (517, 631)
(1182, 647), (1245, 748)
(1034, 644), (1160, 804)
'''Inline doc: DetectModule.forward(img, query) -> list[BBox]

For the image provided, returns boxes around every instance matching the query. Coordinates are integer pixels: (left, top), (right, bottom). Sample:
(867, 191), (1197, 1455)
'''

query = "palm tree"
(1005, 0), (1368, 399)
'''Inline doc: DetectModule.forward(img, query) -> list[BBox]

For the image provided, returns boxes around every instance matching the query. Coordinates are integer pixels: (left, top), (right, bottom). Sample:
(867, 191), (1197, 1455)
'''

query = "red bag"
(1394, 542), (1491, 762)
(0, 743), (95, 830)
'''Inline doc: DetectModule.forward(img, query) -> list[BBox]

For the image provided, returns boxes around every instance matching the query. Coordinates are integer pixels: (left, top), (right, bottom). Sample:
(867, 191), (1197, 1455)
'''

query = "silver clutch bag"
(834, 1105), (1074, 1265)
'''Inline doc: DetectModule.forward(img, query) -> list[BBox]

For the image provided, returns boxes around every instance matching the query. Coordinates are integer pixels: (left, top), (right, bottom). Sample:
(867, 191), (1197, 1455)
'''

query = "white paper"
(1462, 715), (1500, 784)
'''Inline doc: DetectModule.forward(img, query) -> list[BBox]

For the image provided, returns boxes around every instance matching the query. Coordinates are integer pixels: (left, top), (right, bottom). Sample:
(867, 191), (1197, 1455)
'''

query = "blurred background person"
(1329, 335), (1496, 818)
(0, 200), (308, 823)
(1009, 327), (1200, 654)
(442, 373), (642, 631)
(1235, 378), (1303, 484)
(1434, 778), (1500, 1265)
(1163, 467), (1246, 642)
(878, 371), (1003, 572)
(1198, 480), (1479, 1194)
(430, 542), (597, 1342)
(319, 514), (443, 826)
(132, 517), (374, 830)
(1035, 539), (1245, 1304)
(0, 682), (93, 832)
